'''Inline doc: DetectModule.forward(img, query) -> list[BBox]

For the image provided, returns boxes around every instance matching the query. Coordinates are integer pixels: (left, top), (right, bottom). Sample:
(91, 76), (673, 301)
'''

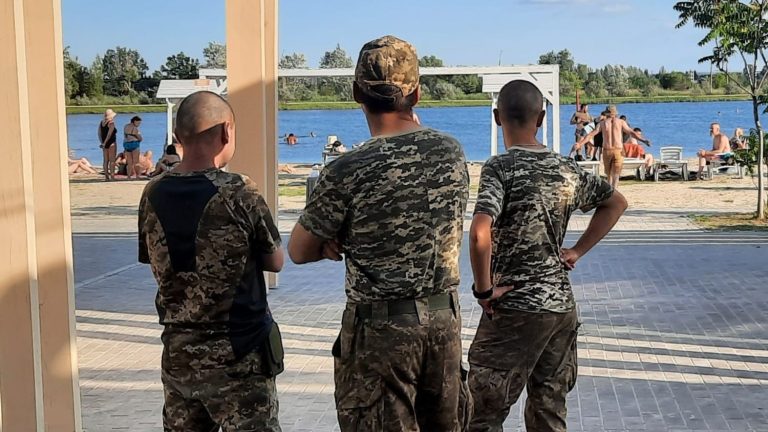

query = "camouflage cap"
(355, 35), (420, 98)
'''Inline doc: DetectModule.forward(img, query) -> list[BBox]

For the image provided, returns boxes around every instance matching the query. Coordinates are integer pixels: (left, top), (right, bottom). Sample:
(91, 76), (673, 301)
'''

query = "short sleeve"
(251, 195), (281, 254)
(474, 158), (505, 219)
(574, 169), (613, 213)
(298, 165), (350, 240)
(137, 189), (150, 264)
(239, 178), (281, 254)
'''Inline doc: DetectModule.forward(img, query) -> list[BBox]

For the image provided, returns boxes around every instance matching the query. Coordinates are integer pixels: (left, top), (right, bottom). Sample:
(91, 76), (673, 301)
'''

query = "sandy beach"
(68, 161), (761, 233)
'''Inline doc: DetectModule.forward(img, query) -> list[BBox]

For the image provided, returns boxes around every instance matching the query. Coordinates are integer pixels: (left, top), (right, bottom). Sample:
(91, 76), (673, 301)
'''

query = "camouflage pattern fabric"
(138, 168), (282, 430)
(162, 350), (281, 432)
(299, 127), (470, 428)
(334, 305), (468, 431)
(355, 35), (420, 97)
(299, 128), (469, 303)
(473, 147), (613, 313)
(468, 309), (579, 432)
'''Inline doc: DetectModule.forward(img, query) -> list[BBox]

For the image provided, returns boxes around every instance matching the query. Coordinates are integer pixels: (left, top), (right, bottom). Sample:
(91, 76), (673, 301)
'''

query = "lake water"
(67, 101), (764, 165)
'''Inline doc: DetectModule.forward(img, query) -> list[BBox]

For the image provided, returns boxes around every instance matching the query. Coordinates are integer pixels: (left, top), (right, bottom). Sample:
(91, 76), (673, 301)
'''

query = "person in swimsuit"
(123, 116), (143, 179)
(150, 145), (182, 177)
(98, 109), (118, 180)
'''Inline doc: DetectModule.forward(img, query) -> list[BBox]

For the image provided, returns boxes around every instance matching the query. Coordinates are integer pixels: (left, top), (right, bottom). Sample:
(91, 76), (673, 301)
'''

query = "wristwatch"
(472, 283), (493, 300)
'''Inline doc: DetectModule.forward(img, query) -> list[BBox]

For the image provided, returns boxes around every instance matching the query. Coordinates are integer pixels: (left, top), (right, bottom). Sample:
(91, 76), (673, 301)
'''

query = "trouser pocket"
(564, 321), (580, 392)
(335, 369), (383, 431)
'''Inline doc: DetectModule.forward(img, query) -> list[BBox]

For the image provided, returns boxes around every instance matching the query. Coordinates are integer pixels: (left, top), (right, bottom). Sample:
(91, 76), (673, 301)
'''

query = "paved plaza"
(73, 209), (768, 431)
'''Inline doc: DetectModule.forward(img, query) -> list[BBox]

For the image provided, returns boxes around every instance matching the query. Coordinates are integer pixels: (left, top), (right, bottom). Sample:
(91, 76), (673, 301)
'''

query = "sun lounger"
(622, 158), (651, 181)
(706, 154), (744, 180)
(654, 146), (688, 181)
(577, 160), (600, 176)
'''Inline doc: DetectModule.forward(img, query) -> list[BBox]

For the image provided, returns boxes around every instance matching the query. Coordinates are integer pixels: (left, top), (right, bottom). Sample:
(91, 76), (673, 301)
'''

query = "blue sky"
(63, 0), (711, 72)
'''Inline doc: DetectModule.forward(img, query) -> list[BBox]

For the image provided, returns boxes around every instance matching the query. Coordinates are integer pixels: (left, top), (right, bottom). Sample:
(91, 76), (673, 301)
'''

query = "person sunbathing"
(697, 122), (732, 180)
(150, 146), (181, 177)
(68, 156), (98, 175)
(623, 128), (654, 175)
(135, 150), (155, 177)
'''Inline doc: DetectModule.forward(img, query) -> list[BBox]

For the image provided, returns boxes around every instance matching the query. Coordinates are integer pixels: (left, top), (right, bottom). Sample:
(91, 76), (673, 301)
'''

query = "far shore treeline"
(64, 41), (752, 112)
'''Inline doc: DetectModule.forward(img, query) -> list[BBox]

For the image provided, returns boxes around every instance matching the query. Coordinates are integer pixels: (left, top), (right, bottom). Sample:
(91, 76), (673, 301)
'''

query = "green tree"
(658, 71), (692, 90)
(419, 55), (444, 68)
(102, 47), (149, 96)
(320, 44), (353, 68)
(278, 53), (314, 101)
(319, 44), (353, 100)
(203, 41), (226, 68)
(450, 74), (481, 94)
(63, 47), (84, 100)
(279, 52), (308, 69)
(431, 81), (461, 100)
(85, 56), (104, 99)
(157, 52), (200, 79)
(675, 0), (767, 218)
(585, 72), (608, 98)
(539, 49), (579, 96)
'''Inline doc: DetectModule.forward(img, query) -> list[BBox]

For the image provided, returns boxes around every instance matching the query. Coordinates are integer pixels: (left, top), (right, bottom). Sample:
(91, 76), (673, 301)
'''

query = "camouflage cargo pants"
(161, 350), (281, 432)
(467, 308), (579, 432)
(333, 295), (471, 431)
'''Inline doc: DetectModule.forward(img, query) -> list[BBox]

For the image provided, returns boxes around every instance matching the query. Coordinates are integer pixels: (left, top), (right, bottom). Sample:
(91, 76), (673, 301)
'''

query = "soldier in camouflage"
(288, 35), (472, 431)
(467, 80), (627, 432)
(138, 91), (284, 431)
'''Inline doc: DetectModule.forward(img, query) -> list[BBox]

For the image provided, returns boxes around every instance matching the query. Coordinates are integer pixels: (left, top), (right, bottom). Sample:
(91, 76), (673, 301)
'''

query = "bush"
(431, 81), (461, 100)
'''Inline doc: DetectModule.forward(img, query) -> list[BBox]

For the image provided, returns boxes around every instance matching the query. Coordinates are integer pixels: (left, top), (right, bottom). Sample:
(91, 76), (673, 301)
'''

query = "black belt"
(355, 293), (453, 319)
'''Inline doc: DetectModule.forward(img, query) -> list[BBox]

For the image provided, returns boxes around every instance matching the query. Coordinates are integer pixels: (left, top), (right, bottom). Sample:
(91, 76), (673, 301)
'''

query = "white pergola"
(158, 65), (561, 155)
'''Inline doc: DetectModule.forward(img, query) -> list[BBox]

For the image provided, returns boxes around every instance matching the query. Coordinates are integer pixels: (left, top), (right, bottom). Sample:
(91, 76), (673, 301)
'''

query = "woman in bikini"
(123, 116), (143, 179)
(98, 109), (118, 180)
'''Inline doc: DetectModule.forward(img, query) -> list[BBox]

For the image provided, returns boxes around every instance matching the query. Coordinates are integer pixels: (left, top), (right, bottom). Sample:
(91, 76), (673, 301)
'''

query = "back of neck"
(366, 112), (421, 137)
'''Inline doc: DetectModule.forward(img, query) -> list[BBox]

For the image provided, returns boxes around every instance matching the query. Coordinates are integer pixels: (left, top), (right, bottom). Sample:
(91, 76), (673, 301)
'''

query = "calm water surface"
(66, 101), (764, 165)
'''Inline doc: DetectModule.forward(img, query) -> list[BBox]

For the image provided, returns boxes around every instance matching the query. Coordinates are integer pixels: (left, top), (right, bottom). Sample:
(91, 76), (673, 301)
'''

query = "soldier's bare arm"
(469, 214), (494, 291)
(287, 225), (328, 264)
(563, 191), (627, 267)
(261, 248), (284, 273)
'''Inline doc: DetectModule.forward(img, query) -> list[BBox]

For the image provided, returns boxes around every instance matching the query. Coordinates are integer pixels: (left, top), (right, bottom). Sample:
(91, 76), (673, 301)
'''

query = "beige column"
(23, 0), (82, 430)
(226, 0), (279, 287)
(0, 0), (81, 430)
(0, 0), (45, 430)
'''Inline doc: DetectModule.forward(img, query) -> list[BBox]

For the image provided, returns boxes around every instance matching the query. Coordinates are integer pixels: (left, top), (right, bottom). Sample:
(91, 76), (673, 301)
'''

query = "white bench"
(577, 160), (600, 176)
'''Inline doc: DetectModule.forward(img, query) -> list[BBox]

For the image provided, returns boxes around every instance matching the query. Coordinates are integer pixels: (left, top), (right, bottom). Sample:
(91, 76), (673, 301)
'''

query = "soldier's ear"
(222, 120), (232, 145)
(493, 109), (501, 126)
(536, 110), (545, 128)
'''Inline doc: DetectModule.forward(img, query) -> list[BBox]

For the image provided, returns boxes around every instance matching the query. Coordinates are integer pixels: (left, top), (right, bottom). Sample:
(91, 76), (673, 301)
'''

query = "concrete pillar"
(1, 0), (81, 430)
(542, 101), (549, 148)
(226, 0), (279, 287)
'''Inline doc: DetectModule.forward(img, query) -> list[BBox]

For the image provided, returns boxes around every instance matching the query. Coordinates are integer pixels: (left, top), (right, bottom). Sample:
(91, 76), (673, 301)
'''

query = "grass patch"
(66, 104), (167, 114)
(690, 213), (768, 231)
(279, 186), (306, 197)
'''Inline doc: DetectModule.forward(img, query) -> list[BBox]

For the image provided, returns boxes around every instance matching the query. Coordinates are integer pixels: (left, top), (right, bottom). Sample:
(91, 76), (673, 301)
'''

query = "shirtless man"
(697, 122), (731, 179)
(576, 105), (649, 188)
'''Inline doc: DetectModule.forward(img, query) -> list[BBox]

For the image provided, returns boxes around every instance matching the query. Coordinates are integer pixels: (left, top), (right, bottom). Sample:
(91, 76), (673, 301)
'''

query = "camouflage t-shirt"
(474, 146), (613, 313)
(138, 168), (281, 368)
(299, 128), (469, 303)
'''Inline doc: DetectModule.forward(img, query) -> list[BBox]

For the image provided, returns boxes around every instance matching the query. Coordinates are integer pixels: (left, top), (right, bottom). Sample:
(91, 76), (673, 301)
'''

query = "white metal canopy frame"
(157, 65), (562, 155)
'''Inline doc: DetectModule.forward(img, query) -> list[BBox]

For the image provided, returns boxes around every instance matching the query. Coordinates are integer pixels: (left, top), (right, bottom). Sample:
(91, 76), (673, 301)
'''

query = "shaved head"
(175, 91), (234, 145)
(497, 80), (543, 127)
